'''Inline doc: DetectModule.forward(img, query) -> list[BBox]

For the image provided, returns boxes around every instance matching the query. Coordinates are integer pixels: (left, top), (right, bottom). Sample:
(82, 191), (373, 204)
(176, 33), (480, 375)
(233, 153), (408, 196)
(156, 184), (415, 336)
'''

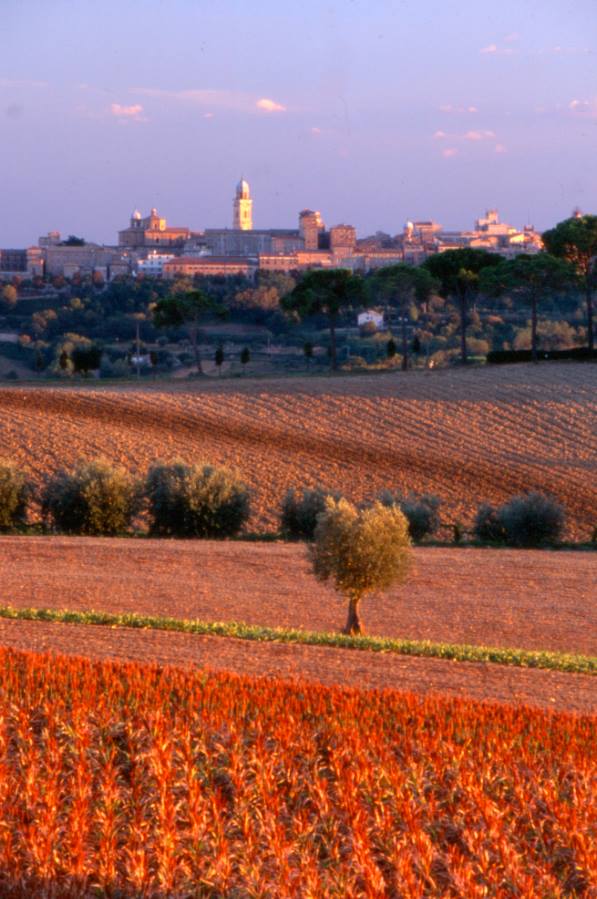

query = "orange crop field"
(1, 536), (595, 712)
(0, 647), (594, 898)
(0, 362), (595, 540)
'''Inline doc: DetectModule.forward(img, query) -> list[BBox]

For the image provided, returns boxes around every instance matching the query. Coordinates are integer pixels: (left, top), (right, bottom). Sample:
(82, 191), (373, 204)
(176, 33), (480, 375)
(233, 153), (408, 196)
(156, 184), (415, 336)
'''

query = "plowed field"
(0, 537), (595, 711)
(0, 362), (595, 538)
(2, 537), (595, 655)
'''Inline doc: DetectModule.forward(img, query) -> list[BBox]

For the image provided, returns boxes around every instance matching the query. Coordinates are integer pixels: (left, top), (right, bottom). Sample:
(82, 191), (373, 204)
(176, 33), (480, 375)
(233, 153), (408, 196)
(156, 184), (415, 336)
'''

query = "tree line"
(153, 213), (596, 372)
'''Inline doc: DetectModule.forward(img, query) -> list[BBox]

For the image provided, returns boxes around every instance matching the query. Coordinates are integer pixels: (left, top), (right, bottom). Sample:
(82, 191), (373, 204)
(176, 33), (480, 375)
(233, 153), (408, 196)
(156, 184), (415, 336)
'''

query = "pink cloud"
(442, 147), (459, 158)
(480, 44), (515, 55)
(256, 97), (286, 113)
(464, 129), (496, 141)
(494, 144), (507, 154)
(439, 104), (478, 114)
(111, 103), (144, 120)
(569, 98), (597, 119)
(433, 130), (446, 139)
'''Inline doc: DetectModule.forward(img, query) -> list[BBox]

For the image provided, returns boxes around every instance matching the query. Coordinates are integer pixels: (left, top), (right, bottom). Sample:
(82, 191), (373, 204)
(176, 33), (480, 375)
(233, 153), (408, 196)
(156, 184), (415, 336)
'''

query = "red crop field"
(0, 647), (594, 897)
(0, 362), (595, 539)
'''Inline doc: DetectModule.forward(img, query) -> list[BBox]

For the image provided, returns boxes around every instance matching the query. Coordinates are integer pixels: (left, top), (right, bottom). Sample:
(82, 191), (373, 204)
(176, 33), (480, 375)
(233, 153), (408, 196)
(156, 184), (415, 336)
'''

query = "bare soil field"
(1, 537), (595, 655)
(0, 618), (593, 713)
(0, 362), (595, 538)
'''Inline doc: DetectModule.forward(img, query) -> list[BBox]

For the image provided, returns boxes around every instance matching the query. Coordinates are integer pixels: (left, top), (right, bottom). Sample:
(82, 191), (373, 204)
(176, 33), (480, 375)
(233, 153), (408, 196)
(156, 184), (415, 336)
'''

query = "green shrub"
(280, 487), (343, 540)
(145, 461), (250, 538)
(42, 459), (137, 535)
(499, 492), (565, 548)
(474, 493), (565, 547)
(473, 503), (507, 544)
(379, 492), (441, 542)
(0, 461), (30, 531)
(311, 498), (412, 634)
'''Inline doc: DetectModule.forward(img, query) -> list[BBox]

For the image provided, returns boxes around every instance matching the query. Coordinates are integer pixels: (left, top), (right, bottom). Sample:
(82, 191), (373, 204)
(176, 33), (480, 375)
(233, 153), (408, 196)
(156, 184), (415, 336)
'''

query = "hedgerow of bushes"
(0, 461), (584, 547)
(145, 461), (250, 538)
(0, 460), (31, 532)
(41, 459), (139, 536)
(280, 487), (344, 540)
(473, 492), (566, 548)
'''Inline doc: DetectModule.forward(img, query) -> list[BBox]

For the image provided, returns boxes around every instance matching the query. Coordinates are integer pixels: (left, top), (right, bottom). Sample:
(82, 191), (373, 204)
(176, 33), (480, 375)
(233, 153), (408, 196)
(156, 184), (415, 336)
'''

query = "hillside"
(0, 362), (595, 538)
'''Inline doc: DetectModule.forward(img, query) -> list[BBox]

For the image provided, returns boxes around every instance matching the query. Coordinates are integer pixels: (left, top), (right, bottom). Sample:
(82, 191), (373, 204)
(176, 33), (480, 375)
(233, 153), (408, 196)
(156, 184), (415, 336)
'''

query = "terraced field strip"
(0, 617), (594, 713)
(0, 362), (595, 537)
(0, 606), (594, 674)
(2, 537), (595, 655)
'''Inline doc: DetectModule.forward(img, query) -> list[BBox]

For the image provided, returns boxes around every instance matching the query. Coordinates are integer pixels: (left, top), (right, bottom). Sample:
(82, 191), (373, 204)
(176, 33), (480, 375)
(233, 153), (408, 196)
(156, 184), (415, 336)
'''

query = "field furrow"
(0, 362), (595, 537)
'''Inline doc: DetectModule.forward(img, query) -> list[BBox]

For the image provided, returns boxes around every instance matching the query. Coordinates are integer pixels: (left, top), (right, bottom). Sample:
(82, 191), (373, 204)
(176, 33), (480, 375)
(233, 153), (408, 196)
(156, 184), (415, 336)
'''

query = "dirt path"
(1, 537), (595, 654)
(0, 617), (593, 713)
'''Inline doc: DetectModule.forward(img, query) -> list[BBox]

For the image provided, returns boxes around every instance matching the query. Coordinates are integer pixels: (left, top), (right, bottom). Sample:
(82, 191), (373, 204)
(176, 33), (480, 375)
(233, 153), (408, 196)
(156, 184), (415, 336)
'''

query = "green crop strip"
(0, 605), (594, 675)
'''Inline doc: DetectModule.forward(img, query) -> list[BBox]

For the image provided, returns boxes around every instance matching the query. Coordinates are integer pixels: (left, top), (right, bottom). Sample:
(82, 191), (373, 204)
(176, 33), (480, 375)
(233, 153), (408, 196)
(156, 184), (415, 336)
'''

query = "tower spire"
(233, 177), (253, 229)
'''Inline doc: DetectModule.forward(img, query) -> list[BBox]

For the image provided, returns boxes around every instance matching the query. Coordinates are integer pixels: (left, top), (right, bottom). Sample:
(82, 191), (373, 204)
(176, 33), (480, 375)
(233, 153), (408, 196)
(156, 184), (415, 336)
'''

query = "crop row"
(0, 647), (594, 896)
(0, 369), (594, 538)
(0, 454), (578, 548)
(1, 605), (593, 673)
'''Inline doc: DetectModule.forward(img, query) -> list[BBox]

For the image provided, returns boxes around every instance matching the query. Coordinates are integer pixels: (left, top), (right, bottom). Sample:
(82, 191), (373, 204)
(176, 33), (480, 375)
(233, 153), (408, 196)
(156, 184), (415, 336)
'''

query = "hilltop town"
(2, 178), (543, 282)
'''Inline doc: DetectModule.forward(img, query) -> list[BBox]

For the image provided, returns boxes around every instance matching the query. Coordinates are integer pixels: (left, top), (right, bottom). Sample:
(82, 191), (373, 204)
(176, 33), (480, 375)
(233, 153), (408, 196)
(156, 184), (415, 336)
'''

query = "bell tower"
(233, 177), (253, 230)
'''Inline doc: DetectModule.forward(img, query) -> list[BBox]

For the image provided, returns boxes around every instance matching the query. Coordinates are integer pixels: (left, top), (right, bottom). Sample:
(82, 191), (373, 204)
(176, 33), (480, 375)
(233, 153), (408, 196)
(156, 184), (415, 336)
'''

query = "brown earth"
(0, 618), (594, 713)
(0, 362), (595, 539)
(1, 536), (595, 713)
(1, 537), (595, 655)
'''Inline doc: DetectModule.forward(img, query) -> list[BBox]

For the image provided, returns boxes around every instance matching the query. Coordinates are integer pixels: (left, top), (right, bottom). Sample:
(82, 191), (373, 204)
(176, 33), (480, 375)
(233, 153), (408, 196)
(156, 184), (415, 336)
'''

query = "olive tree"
(42, 459), (138, 535)
(0, 460), (30, 531)
(310, 498), (412, 635)
(145, 461), (251, 538)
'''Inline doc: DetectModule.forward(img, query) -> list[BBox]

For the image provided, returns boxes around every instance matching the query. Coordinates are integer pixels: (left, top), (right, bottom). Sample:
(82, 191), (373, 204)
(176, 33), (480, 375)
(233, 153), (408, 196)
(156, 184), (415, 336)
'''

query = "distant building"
(136, 252), (176, 276)
(404, 220), (443, 246)
(202, 229), (302, 257)
(38, 231), (62, 248)
(43, 244), (131, 279)
(299, 210), (325, 250)
(330, 224), (357, 256)
(163, 256), (256, 279)
(118, 208), (191, 249)
(233, 178), (253, 230)
(358, 310), (384, 329)
(474, 208), (511, 236)
(0, 247), (43, 278)
(399, 211), (543, 259)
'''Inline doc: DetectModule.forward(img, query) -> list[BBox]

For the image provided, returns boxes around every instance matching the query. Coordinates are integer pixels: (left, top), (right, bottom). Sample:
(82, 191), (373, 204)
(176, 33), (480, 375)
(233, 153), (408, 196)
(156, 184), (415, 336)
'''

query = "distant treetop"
(60, 236), (87, 247)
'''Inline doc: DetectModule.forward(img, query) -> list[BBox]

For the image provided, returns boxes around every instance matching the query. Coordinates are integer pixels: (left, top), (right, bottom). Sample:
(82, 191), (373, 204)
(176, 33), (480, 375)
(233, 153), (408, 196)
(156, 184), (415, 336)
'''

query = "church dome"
(236, 178), (250, 198)
(132, 209), (141, 220)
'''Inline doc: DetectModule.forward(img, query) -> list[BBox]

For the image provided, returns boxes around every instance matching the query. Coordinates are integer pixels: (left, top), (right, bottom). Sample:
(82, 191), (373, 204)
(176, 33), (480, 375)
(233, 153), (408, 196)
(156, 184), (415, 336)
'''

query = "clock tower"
(233, 177), (253, 230)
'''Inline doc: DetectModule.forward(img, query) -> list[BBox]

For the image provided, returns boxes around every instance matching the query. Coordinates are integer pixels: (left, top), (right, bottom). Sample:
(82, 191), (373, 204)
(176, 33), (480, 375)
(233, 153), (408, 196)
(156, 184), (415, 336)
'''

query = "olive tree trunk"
(458, 291), (468, 365)
(401, 300), (409, 371)
(329, 313), (338, 370)
(344, 595), (363, 635)
(188, 324), (204, 375)
(530, 291), (538, 363)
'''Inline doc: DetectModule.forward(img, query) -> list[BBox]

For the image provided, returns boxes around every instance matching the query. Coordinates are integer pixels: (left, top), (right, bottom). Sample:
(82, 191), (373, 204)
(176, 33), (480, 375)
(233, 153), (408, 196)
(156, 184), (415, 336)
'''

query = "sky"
(1, 0), (595, 246)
